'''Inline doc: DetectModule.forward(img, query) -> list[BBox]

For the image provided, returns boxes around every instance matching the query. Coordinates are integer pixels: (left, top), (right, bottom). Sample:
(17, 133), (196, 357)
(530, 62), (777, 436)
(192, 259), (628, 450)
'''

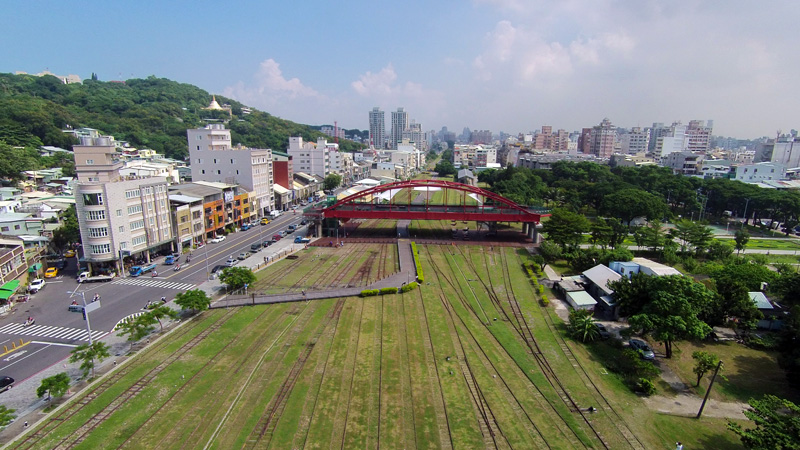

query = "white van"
(269, 210), (282, 218)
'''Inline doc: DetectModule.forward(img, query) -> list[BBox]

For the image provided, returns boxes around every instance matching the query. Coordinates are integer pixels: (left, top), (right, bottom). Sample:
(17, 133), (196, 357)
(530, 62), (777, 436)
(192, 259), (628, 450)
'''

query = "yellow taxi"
(44, 267), (58, 278)
(260, 218), (270, 225)
(64, 250), (76, 258)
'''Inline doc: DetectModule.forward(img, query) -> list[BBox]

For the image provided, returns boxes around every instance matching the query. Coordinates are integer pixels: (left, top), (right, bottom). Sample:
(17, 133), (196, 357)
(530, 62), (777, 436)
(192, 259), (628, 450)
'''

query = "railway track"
(11, 309), (239, 450)
(242, 298), (346, 449)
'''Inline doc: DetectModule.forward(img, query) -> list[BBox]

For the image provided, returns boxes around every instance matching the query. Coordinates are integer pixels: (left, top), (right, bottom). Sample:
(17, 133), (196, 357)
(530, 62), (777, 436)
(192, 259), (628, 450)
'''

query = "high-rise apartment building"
(287, 137), (332, 178)
(368, 107), (385, 149)
(756, 132), (800, 167)
(685, 120), (713, 152)
(533, 126), (570, 152)
(620, 127), (651, 154)
(402, 120), (428, 152)
(390, 108), (409, 149)
(589, 118), (617, 158)
(74, 137), (173, 275)
(187, 124), (274, 215)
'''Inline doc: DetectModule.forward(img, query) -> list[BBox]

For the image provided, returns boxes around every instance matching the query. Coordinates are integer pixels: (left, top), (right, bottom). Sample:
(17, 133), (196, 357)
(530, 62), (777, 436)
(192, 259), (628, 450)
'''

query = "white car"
(209, 235), (226, 243)
(28, 279), (45, 293)
(225, 257), (238, 267)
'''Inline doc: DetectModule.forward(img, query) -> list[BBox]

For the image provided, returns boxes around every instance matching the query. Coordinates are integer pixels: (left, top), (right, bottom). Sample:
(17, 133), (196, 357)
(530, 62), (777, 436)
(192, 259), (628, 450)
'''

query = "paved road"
(0, 212), (306, 388)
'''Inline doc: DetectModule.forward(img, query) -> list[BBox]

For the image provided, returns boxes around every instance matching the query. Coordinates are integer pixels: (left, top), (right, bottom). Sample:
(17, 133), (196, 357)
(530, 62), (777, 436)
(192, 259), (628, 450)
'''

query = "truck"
(294, 236), (310, 244)
(76, 271), (114, 283)
(129, 263), (158, 277)
(164, 255), (177, 265)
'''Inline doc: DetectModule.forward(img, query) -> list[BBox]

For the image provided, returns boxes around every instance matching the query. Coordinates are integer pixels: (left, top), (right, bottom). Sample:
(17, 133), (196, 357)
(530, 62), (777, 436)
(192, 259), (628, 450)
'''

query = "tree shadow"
(721, 353), (800, 403)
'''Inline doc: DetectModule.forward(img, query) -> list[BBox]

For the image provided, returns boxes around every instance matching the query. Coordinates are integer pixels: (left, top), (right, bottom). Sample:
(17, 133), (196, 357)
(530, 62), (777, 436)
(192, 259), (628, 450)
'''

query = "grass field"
(11, 245), (746, 449)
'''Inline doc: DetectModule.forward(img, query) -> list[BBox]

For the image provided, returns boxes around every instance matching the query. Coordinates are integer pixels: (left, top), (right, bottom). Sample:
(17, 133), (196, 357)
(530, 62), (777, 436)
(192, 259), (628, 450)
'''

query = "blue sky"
(4, 0), (797, 138)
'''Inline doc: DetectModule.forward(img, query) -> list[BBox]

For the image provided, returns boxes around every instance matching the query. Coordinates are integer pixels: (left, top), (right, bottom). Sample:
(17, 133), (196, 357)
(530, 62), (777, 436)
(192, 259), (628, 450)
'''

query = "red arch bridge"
(305, 179), (549, 239)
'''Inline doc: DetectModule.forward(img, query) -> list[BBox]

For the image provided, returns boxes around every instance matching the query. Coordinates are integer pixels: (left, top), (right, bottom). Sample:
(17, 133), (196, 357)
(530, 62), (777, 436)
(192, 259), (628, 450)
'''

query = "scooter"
(152, 271), (158, 278)
(23, 317), (35, 327)
(174, 264), (181, 272)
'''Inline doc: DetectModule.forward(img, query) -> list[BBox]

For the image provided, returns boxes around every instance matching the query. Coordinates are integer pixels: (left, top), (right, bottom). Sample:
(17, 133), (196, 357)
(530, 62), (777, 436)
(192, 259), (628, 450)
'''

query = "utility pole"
(696, 361), (723, 419)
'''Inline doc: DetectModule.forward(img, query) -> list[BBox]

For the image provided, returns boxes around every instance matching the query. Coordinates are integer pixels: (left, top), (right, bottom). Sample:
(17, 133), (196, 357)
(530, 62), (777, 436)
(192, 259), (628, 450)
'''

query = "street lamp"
(205, 238), (211, 280)
(67, 288), (96, 344)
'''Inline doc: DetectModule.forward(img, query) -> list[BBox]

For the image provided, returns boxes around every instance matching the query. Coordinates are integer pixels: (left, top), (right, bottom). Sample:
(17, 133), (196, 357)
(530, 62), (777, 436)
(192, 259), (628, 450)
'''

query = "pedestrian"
(24, 421), (27, 428)
(302, 290), (306, 297)
(264, 257), (267, 264)
(676, 442), (683, 450)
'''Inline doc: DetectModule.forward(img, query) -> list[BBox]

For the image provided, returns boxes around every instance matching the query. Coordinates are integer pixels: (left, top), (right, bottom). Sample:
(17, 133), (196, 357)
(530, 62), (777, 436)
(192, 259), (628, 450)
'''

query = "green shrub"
(360, 289), (379, 297)
(540, 295), (549, 306)
(411, 242), (424, 282)
(635, 378), (656, 396)
(538, 285), (545, 294)
(379, 287), (398, 295)
(400, 282), (418, 293)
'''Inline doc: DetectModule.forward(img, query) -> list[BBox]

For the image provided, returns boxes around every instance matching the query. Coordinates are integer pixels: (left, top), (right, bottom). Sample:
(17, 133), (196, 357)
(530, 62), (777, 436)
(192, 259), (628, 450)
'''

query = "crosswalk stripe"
(0, 323), (106, 342)
(111, 278), (195, 291)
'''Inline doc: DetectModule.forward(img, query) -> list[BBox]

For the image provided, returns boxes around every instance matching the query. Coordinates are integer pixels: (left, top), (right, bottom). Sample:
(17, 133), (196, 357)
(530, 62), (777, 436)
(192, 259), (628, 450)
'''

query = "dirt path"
(643, 392), (747, 420)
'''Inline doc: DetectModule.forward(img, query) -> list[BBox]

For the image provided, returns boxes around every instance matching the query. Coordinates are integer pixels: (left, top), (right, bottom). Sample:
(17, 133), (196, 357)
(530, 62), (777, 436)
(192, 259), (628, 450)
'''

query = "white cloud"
(351, 65), (398, 96)
(223, 59), (321, 108)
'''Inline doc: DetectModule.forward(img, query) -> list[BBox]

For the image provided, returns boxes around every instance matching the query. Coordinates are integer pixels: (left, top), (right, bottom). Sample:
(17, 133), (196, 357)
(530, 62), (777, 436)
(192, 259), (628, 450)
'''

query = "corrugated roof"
(566, 290), (597, 307)
(582, 264), (622, 295)
(749, 292), (774, 310)
(168, 194), (203, 204)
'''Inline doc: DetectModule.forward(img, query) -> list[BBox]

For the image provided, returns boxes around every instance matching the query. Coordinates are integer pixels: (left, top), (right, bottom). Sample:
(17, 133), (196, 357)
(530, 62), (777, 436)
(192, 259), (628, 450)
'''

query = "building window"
(119, 226), (125, 232)
(0, 227), (7, 232)
(86, 159), (94, 165)
(201, 170), (206, 174)
(236, 170), (239, 175)
(213, 159), (217, 164)
(90, 244), (111, 255)
(88, 227), (108, 238)
(14, 225), (20, 230)
(230, 159), (234, 164)
(197, 159), (201, 164)
(128, 205), (143, 215)
(125, 189), (141, 198)
(130, 220), (145, 230)
(120, 242), (127, 249)
(132, 235), (147, 246)
(86, 210), (106, 221)
(82, 193), (103, 206)
(116, 209), (122, 217)
(217, 170), (221, 175)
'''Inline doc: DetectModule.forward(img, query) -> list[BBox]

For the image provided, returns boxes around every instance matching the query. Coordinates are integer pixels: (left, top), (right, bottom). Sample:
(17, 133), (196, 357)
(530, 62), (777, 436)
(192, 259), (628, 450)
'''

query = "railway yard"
(7, 226), (744, 449)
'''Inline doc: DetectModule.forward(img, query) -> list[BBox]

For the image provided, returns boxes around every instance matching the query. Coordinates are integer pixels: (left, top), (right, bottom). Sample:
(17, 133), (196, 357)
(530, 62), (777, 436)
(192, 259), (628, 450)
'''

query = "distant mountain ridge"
(0, 73), (365, 160)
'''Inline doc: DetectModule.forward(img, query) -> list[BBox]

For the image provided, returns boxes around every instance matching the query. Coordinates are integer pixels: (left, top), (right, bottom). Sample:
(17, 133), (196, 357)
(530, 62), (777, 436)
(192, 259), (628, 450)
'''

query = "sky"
(3, 0), (797, 139)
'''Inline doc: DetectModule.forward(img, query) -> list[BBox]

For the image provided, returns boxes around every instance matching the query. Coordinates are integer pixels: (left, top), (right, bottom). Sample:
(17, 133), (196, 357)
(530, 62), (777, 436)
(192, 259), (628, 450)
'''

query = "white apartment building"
(368, 107), (385, 149)
(74, 137), (173, 275)
(620, 127), (651, 155)
(287, 137), (332, 179)
(733, 162), (787, 183)
(187, 124), (274, 216)
(757, 134), (800, 168)
(390, 107), (409, 149)
(453, 144), (497, 168)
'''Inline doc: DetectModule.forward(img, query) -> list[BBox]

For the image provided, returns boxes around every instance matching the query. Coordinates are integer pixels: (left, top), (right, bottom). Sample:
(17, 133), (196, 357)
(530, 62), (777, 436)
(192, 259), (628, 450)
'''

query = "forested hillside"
(0, 73), (365, 168)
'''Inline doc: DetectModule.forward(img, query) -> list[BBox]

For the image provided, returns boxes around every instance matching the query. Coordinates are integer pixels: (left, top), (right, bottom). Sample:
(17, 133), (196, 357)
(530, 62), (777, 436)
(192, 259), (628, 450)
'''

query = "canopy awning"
(0, 280), (21, 300)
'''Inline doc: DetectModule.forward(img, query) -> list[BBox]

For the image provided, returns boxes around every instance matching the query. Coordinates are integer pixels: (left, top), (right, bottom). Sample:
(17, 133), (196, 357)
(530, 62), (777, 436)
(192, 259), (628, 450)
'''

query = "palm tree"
(568, 309), (599, 343)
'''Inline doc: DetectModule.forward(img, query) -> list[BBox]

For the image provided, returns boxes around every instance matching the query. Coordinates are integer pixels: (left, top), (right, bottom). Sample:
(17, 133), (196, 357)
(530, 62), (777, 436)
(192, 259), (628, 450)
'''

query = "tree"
(218, 266), (256, 291)
(728, 395), (800, 449)
(117, 314), (156, 351)
(537, 240), (562, 270)
(174, 289), (212, 313)
(433, 159), (457, 177)
(69, 341), (111, 378)
(708, 239), (735, 260)
(590, 220), (613, 249)
(688, 223), (715, 257)
(609, 274), (714, 358)
(51, 205), (80, 251)
(147, 304), (179, 333)
(600, 188), (667, 226)
(691, 351), (720, 387)
(541, 208), (590, 252)
(735, 229), (751, 255)
(568, 309), (599, 342)
(0, 405), (15, 427)
(323, 173), (342, 191)
(36, 372), (70, 401)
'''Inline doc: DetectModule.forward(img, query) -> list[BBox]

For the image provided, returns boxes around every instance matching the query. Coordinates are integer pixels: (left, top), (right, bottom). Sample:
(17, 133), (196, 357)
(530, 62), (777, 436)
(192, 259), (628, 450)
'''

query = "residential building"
(533, 126), (570, 152)
(0, 236), (27, 287)
(368, 107), (385, 149)
(589, 118), (616, 159)
(0, 214), (44, 236)
(74, 137), (173, 275)
(577, 128), (592, 154)
(390, 108), (409, 149)
(619, 127), (651, 155)
(686, 120), (713, 152)
(271, 151), (294, 190)
(663, 152), (705, 176)
(699, 160), (733, 179)
(320, 125), (345, 141)
(169, 182), (246, 239)
(733, 162), (787, 183)
(287, 137), (331, 179)
(187, 124), (274, 216)
(169, 194), (205, 250)
(471, 130), (493, 145)
(609, 153), (656, 168)
(756, 133), (800, 168)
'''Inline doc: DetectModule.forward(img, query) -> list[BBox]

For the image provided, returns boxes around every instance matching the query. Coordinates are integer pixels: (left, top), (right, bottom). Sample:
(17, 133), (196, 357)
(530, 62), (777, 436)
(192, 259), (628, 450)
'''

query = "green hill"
(0, 73), (365, 163)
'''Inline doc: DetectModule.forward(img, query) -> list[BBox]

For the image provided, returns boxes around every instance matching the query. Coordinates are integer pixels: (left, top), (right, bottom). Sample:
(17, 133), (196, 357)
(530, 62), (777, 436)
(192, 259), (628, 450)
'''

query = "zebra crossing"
(0, 323), (107, 342)
(112, 278), (196, 291)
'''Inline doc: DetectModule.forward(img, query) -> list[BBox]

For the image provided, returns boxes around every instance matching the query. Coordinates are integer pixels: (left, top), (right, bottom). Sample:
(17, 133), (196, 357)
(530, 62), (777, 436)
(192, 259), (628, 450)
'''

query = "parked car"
(64, 250), (76, 258)
(211, 265), (226, 274)
(0, 376), (14, 393)
(44, 267), (59, 278)
(262, 240), (273, 248)
(272, 234), (282, 241)
(260, 218), (270, 225)
(300, 219), (308, 225)
(595, 323), (611, 340)
(209, 235), (226, 243)
(28, 279), (45, 293)
(629, 338), (655, 360)
(250, 243), (262, 253)
(237, 252), (249, 260)
(241, 223), (252, 231)
(225, 257), (238, 267)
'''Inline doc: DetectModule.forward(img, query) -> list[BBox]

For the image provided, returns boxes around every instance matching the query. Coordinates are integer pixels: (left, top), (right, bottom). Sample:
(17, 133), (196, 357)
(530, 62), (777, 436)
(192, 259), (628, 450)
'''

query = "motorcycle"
(174, 264), (181, 271)
(152, 271), (158, 277)
(23, 317), (35, 327)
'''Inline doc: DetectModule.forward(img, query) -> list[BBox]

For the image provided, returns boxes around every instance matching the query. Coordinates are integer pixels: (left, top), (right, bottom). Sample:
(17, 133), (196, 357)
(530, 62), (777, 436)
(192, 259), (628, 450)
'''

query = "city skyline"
(3, 1), (797, 139)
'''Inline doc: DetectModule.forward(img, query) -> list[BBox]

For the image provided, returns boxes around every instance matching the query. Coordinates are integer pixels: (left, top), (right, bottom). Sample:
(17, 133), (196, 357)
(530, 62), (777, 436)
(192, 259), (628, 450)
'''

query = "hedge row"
(360, 289), (380, 297)
(380, 287), (398, 295)
(540, 295), (549, 306)
(400, 281), (418, 293)
(360, 286), (403, 297)
(411, 242), (424, 282)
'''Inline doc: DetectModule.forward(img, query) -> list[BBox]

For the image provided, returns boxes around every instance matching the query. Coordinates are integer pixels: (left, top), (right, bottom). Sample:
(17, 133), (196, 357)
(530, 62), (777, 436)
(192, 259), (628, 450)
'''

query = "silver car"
(629, 338), (655, 360)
